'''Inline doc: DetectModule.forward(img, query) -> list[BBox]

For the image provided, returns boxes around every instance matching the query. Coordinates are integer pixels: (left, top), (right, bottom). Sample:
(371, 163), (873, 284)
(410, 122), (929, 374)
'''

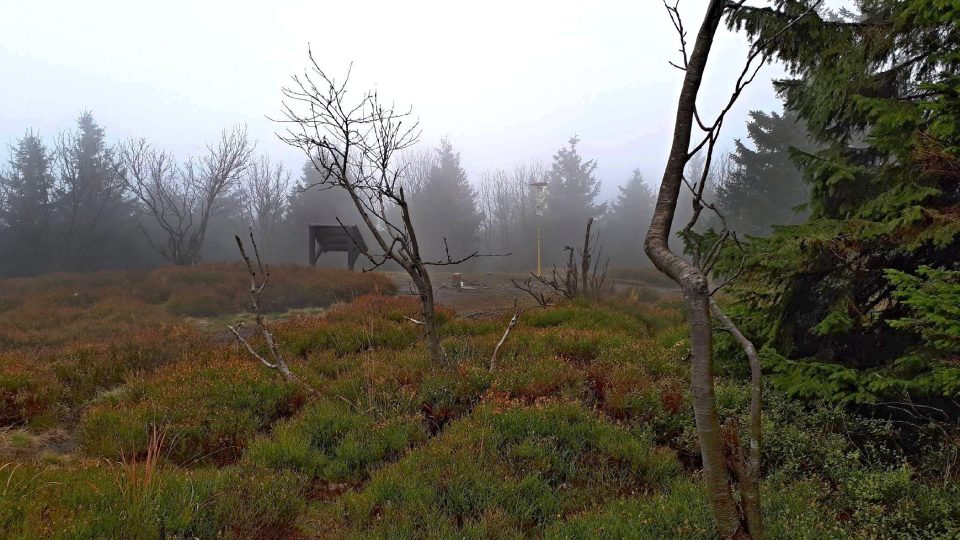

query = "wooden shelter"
(308, 224), (367, 270)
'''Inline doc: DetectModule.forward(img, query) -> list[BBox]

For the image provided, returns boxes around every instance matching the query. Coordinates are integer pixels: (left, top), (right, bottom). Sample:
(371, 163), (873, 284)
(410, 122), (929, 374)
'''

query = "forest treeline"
(0, 110), (811, 276)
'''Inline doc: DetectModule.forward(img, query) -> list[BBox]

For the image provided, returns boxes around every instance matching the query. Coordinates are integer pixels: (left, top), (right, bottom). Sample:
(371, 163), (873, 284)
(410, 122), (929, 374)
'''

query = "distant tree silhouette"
(715, 108), (814, 236)
(237, 154), (291, 259)
(409, 137), (483, 261)
(543, 136), (605, 263)
(0, 131), (56, 275)
(121, 126), (252, 265)
(605, 169), (655, 266)
(53, 112), (136, 271)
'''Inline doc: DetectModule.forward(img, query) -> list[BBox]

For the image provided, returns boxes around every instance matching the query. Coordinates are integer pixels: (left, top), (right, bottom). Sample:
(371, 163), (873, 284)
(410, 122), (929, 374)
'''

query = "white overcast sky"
(0, 0), (788, 201)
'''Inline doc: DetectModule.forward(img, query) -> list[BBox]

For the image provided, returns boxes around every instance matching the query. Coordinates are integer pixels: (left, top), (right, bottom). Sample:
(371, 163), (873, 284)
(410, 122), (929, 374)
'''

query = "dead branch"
(581, 218), (594, 294)
(227, 321), (276, 370)
(511, 277), (552, 308)
(490, 299), (521, 372)
(228, 230), (294, 381)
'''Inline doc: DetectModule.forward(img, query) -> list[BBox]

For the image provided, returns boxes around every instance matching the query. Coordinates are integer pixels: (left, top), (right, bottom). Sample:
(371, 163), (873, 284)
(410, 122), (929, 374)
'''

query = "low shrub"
(246, 400), (428, 482)
(0, 461), (305, 539)
(328, 402), (680, 537)
(0, 360), (63, 427)
(147, 263), (395, 316)
(0, 264), (392, 350)
(79, 356), (304, 464)
(0, 325), (204, 427)
(492, 355), (585, 402)
(546, 477), (845, 540)
(607, 266), (679, 289)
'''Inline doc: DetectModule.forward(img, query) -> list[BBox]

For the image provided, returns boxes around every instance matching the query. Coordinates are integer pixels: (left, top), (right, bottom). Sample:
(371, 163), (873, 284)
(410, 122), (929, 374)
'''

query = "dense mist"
(0, 1), (804, 277)
(2, 1), (959, 538)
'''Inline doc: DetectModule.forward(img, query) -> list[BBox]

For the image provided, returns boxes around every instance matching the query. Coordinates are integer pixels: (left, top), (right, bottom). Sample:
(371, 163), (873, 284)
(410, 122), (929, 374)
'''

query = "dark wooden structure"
(309, 224), (367, 270)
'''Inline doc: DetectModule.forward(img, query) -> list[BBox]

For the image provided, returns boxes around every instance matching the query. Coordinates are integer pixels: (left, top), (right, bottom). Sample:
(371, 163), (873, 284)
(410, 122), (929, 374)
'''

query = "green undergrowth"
(314, 401), (679, 538)
(0, 461), (305, 539)
(2, 276), (958, 538)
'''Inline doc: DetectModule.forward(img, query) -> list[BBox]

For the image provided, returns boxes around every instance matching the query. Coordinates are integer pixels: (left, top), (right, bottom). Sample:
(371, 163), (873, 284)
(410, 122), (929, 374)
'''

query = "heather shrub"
(0, 326), (204, 426)
(0, 264), (391, 349)
(545, 477), (844, 539)
(246, 400), (427, 482)
(492, 355), (585, 402)
(80, 356), (304, 464)
(0, 359), (64, 426)
(146, 263), (394, 316)
(330, 402), (680, 537)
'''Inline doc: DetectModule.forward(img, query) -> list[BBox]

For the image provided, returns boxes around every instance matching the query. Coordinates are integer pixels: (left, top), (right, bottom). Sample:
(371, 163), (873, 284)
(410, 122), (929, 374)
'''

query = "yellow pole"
(536, 217), (542, 277)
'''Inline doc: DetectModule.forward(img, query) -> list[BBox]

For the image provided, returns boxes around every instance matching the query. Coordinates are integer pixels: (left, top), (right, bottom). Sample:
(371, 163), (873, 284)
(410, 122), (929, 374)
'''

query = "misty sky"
(1, 0), (787, 201)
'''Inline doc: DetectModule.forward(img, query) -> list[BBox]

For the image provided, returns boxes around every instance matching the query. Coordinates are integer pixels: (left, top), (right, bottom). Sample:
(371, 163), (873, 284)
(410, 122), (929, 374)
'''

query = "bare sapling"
(510, 278), (553, 308)
(227, 230), (294, 381)
(643, 1), (821, 538)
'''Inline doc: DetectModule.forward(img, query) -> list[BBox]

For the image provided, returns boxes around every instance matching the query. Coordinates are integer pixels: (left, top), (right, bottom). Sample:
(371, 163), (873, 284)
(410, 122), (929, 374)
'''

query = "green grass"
(0, 461), (305, 539)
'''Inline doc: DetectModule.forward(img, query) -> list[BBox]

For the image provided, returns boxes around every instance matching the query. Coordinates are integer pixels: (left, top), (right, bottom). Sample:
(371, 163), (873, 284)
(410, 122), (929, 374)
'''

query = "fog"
(1, 0), (782, 196)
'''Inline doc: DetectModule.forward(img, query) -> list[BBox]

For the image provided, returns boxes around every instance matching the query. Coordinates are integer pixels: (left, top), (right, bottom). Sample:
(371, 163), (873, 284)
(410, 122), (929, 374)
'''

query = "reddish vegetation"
(0, 263), (394, 427)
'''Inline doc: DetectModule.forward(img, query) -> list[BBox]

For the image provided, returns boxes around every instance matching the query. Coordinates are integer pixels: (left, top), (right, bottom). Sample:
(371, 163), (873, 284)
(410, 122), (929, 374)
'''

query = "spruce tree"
(716, 108), (814, 236)
(717, 1), (960, 402)
(543, 135), (605, 262)
(0, 131), (55, 276)
(409, 137), (483, 261)
(53, 112), (138, 271)
(606, 169), (655, 266)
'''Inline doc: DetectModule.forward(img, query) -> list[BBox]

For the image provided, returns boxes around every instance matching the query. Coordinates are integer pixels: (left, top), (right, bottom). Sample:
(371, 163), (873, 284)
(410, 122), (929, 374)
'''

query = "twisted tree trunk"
(643, 0), (748, 537)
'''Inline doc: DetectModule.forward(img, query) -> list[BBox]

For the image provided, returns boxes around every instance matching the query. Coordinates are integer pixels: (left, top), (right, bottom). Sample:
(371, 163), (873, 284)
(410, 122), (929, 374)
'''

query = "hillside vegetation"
(0, 268), (956, 538)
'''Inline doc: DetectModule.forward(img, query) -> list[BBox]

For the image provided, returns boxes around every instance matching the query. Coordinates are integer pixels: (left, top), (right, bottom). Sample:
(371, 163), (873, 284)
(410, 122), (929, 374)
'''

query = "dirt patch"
(384, 270), (680, 317)
(0, 426), (76, 462)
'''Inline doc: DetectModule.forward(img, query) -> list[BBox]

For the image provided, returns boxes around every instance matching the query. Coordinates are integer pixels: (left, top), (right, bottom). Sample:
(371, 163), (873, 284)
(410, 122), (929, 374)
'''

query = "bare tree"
(397, 146), (433, 199)
(510, 277), (553, 308)
(120, 126), (252, 265)
(477, 161), (546, 268)
(237, 154), (291, 257)
(277, 52), (488, 363)
(644, 1), (821, 539)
